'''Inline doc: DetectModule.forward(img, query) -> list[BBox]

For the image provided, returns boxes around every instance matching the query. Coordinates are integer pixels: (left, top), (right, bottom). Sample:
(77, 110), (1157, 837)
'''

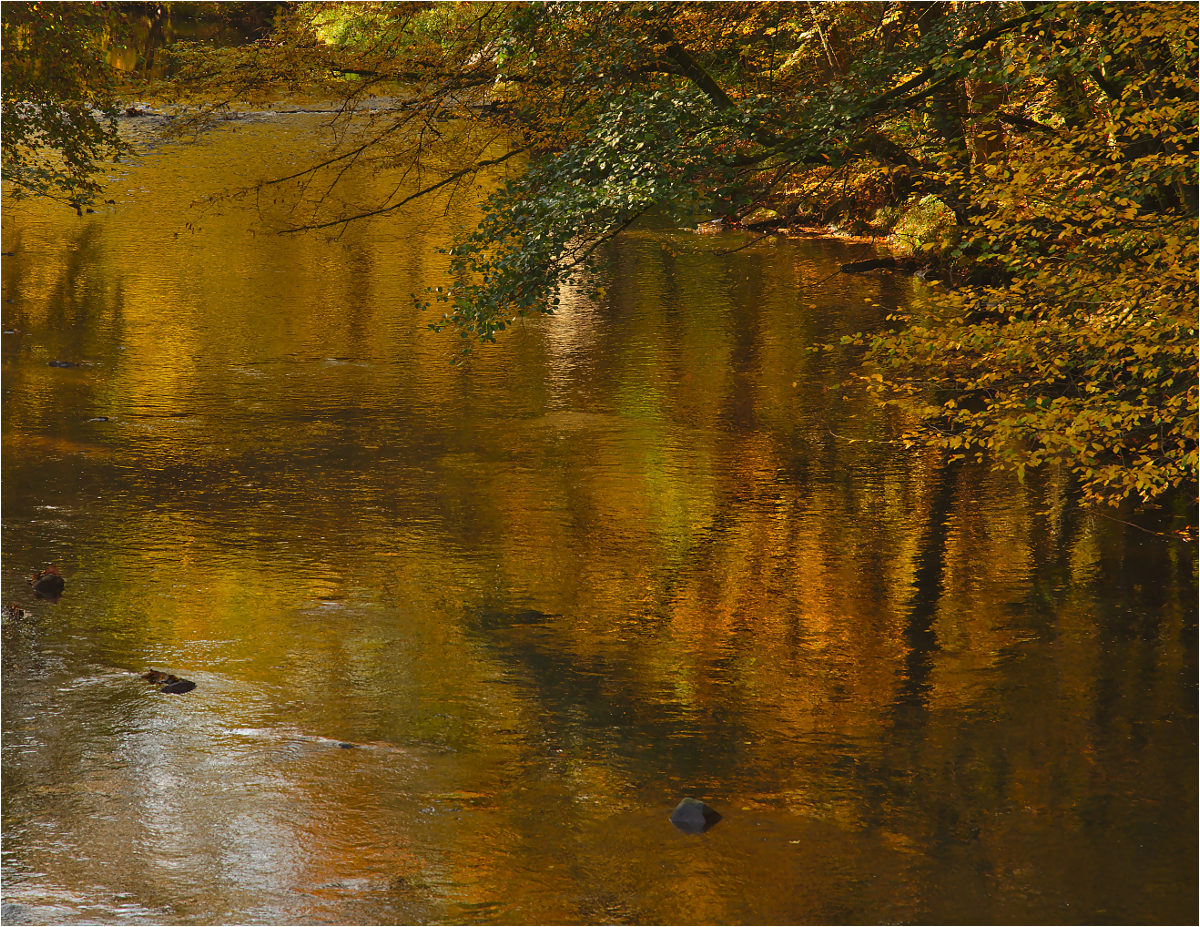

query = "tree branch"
(660, 38), (736, 112)
(279, 147), (528, 233)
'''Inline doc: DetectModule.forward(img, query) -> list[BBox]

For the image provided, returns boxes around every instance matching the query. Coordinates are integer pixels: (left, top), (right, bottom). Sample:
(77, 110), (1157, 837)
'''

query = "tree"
(6, 1), (1195, 507)
(397, 1), (1195, 507)
(854, 2), (1197, 507)
(1, 2), (127, 208)
(259, 2), (1049, 340)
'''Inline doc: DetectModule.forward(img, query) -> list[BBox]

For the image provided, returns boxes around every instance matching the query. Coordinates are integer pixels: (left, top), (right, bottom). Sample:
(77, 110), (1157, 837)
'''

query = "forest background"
(3, 0), (1196, 519)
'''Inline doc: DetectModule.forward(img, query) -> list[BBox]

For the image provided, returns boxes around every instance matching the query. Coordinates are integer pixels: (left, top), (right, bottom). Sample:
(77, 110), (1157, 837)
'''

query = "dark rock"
(337, 742), (358, 749)
(670, 797), (722, 834)
(28, 567), (65, 600)
(87, 416), (110, 423)
(2, 602), (30, 621)
(140, 670), (196, 694)
(840, 257), (899, 273)
(47, 360), (82, 368)
(840, 256), (932, 276)
(464, 100), (507, 116)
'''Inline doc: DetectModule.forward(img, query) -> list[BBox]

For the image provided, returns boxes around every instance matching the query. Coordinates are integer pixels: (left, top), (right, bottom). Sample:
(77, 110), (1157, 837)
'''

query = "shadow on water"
(894, 456), (961, 716)
(463, 603), (760, 791)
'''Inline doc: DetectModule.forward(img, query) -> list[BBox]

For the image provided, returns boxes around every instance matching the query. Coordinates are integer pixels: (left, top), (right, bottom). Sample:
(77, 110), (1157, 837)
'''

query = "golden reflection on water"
(2, 114), (1196, 924)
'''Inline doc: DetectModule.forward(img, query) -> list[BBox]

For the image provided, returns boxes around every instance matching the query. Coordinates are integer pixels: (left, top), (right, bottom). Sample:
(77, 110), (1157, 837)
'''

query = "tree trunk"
(916, 2), (972, 224)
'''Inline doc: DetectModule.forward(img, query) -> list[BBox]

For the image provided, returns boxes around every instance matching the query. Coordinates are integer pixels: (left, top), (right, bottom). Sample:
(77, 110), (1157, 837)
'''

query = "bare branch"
(279, 146), (528, 233)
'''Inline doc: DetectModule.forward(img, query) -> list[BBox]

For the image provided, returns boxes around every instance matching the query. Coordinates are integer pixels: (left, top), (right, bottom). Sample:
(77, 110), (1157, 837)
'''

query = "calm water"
(2, 113), (1196, 925)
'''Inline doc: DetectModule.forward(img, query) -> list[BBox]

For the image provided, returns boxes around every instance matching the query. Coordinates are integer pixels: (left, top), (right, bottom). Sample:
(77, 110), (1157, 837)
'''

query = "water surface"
(3, 113), (1196, 925)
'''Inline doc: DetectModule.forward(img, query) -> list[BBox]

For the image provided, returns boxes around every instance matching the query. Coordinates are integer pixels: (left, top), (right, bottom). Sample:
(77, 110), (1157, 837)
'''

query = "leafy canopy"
(1, 2), (128, 207)
(4, 1), (1195, 508)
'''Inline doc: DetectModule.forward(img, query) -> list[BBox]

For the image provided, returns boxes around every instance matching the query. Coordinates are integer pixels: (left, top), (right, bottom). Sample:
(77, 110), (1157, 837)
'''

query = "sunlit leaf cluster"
(856, 2), (1197, 505)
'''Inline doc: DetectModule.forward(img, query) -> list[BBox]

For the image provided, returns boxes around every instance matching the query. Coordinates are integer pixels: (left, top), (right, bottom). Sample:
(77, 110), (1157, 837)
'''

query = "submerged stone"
(468, 606), (555, 631)
(670, 797), (722, 834)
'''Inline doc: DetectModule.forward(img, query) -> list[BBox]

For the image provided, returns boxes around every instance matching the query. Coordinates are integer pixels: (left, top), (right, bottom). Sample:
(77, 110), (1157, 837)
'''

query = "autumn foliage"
(852, 3), (1198, 506)
(2, 1), (1196, 508)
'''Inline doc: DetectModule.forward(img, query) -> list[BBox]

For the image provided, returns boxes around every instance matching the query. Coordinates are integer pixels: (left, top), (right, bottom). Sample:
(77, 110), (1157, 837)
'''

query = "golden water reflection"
(2, 114), (1195, 924)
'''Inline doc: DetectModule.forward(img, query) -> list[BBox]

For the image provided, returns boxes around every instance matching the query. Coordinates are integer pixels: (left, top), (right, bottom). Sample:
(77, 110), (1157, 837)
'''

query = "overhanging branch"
(279, 146), (528, 233)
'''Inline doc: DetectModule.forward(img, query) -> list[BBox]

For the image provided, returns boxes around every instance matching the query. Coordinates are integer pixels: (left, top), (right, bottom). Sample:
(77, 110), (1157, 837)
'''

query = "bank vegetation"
(2, 1), (1196, 512)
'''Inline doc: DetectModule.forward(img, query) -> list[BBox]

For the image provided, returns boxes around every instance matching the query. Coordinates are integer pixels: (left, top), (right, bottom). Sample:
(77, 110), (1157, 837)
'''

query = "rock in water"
(28, 566), (65, 600)
(160, 679), (196, 694)
(839, 257), (898, 274)
(670, 797), (722, 834)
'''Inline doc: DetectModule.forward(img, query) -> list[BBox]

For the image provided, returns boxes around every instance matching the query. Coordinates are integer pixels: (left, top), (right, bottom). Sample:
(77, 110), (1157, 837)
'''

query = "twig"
(279, 147), (528, 233)
(825, 426), (904, 445)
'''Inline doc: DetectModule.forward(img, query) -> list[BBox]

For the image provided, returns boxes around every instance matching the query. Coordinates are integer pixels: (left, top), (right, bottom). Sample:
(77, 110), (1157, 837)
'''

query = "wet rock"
(2, 602), (30, 621)
(28, 566), (65, 600)
(140, 670), (195, 693)
(87, 416), (110, 423)
(337, 742), (358, 749)
(694, 217), (733, 234)
(840, 257), (900, 273)
(47, 360), (82, 368)
(670, 797), (722, 834)
(839, 256), (932, 276)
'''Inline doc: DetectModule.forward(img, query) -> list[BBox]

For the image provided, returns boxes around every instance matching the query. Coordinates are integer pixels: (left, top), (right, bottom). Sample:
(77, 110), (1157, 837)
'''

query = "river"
(2, 111), (1195, 925)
